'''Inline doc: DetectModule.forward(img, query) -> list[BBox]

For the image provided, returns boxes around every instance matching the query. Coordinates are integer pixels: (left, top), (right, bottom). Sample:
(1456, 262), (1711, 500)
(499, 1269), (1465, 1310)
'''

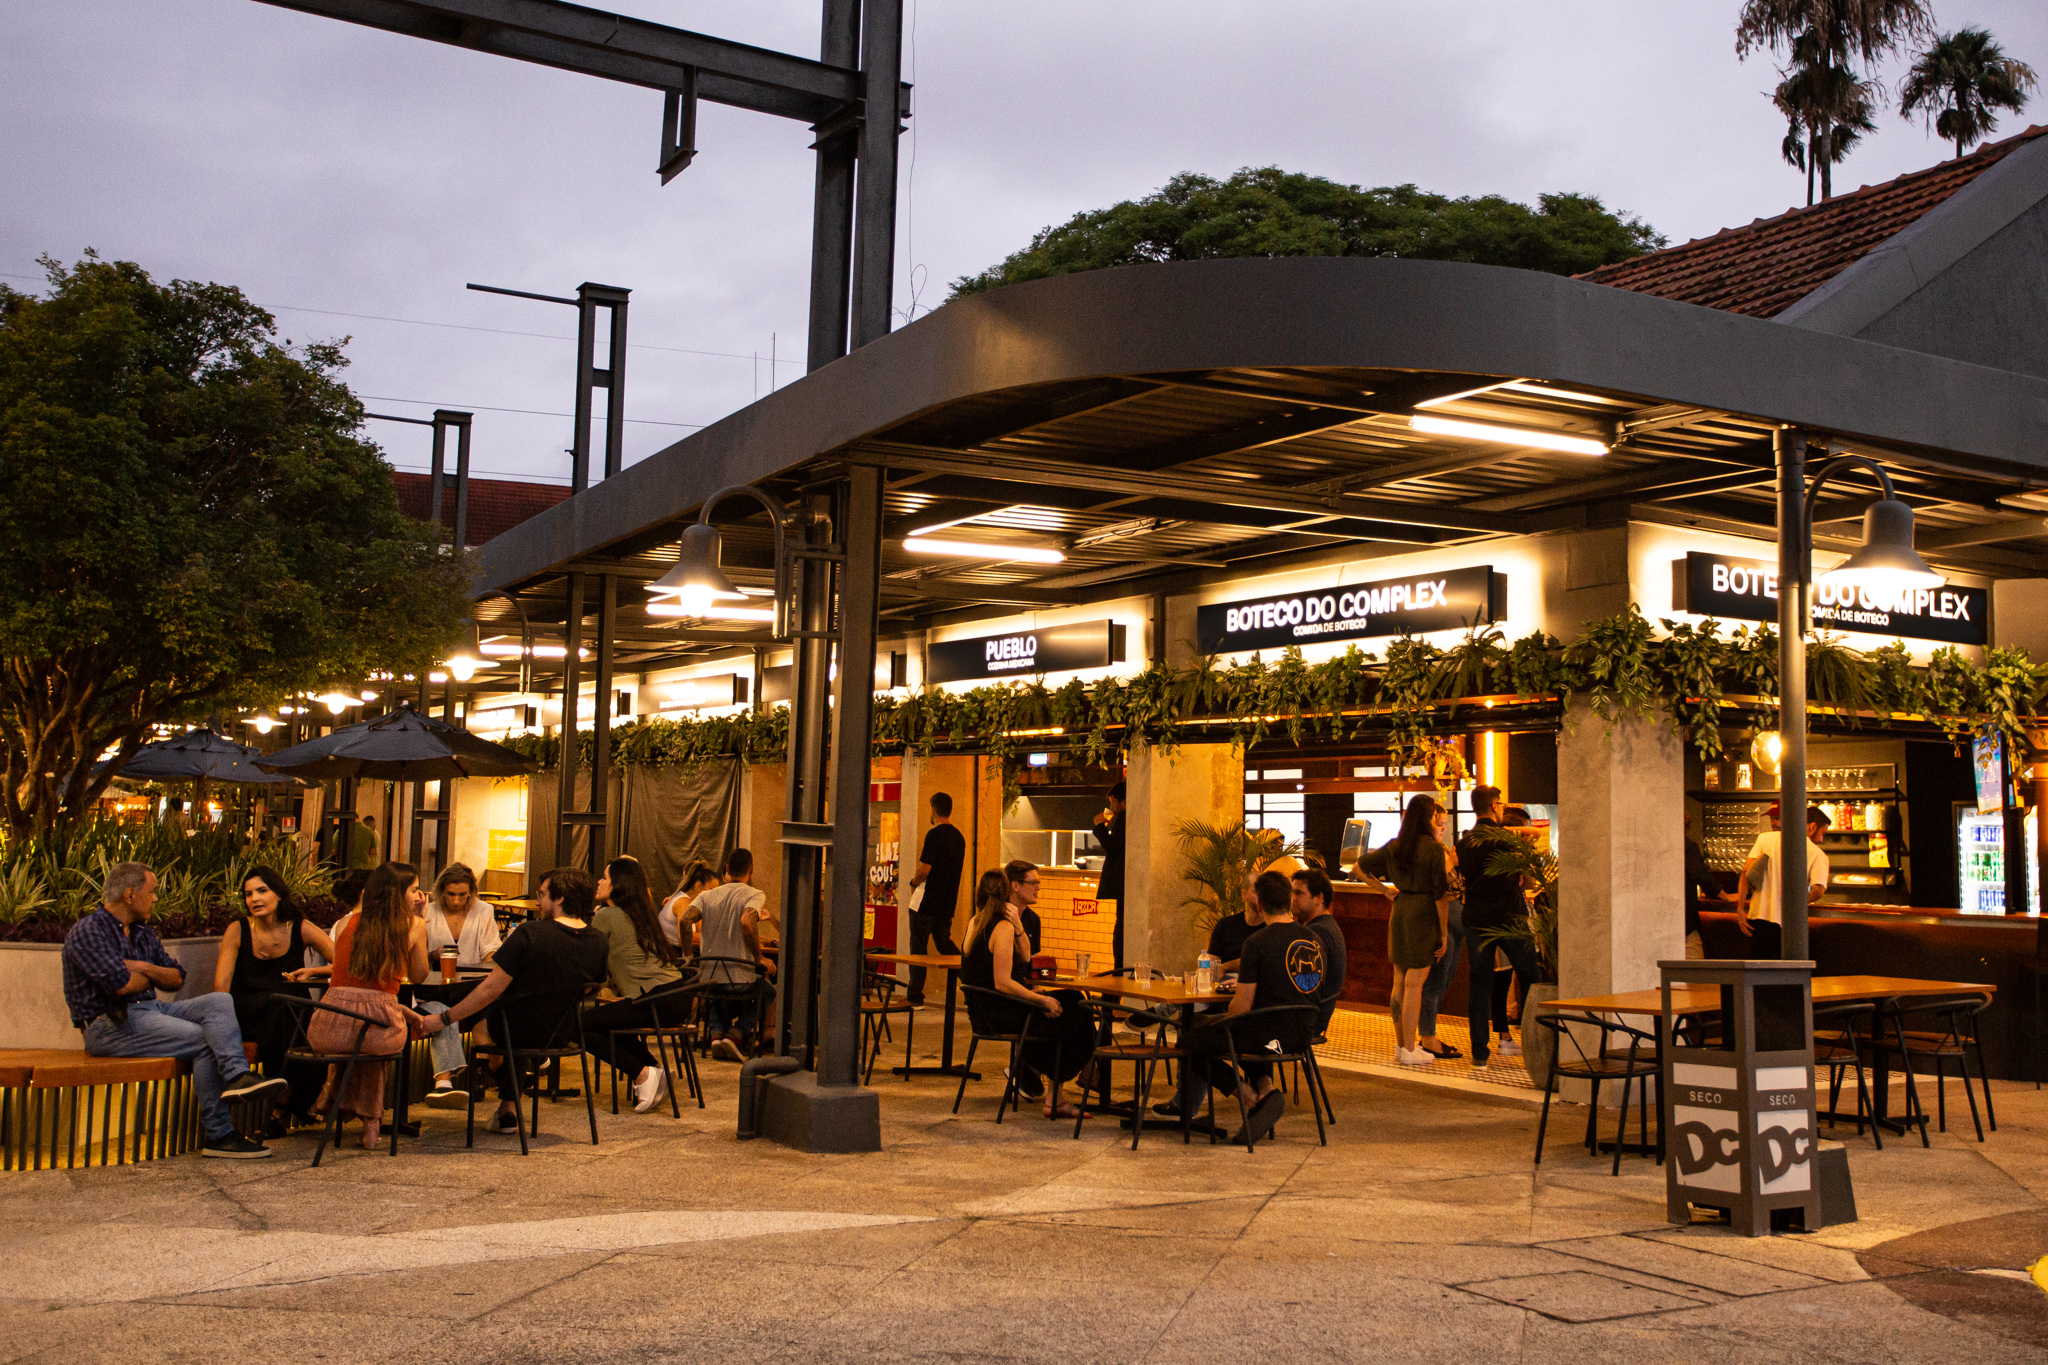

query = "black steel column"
(428, 419), (449, 532)
(819, 466), (883, 1086)
(1776, 427), (1809, 963)
(849, 0), (904, 349)
(603, 295), (628, 480)
(775, 491), (836, 1063)
(445, 411), (473, 551)
(555, 573), (586, 868)
(571, 295), (597, 493)
(587, 575), (617, 872)
(806, 0), (859, 370)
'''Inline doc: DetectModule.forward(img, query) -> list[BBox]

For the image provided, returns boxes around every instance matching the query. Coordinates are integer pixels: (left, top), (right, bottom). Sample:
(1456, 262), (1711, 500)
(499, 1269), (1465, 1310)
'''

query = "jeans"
(1466, 929), (1543, 1064)
(412, 1001), (468, 1075)
(581, 995), (675, 1077)
(906, 910), (960, 1002)
(1416, 900), (1465, 1037)
(82, 994), (254, 1140)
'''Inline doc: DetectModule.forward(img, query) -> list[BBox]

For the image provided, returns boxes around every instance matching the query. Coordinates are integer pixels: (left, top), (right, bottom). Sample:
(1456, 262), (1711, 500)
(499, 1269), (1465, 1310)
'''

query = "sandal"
(1043, 1102), (1086, 1121)
(360, 1114), (382, 1150)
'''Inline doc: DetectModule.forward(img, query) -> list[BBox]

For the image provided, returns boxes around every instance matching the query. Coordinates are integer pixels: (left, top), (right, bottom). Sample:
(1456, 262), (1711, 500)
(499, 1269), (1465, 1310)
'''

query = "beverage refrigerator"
(1955, 803), (2040, 915)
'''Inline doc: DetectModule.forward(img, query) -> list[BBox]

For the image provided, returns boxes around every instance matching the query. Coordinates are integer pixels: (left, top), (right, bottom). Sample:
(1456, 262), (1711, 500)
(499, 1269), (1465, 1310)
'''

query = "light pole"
(1776, 431), (1945, 962)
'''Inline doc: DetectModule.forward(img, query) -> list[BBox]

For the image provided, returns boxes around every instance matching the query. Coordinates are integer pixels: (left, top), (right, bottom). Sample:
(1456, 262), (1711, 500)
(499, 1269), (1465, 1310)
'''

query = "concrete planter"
(1520, 982), (1559, 1088)
(0, 937), (223, 1049)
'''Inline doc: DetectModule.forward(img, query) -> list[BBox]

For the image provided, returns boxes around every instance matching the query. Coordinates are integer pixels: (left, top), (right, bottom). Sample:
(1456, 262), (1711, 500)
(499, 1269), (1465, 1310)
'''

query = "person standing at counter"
(1093, 782), (1128, 971)
(1684, 815), (1733, 960)
(1736, 804), (1830, 959)
(905, 792), (967, 1005)
(1354, 794), (1451, 1068)
(1457, 788), (1537, 1069)
(1413, 804), (1465, 1061)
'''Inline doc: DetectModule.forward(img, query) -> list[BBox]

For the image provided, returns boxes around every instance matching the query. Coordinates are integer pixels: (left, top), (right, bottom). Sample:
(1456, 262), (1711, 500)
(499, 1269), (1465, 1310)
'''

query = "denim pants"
(1416, 900), (1465, 1037)
(82, 994), (253, 1140)
(413, 1000), (467, 1075)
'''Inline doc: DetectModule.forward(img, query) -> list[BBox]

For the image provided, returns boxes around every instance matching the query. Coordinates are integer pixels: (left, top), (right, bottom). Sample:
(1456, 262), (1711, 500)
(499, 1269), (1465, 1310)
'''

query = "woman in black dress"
(960, 870), (1095, 1119)
(212, 866), (336, 1133)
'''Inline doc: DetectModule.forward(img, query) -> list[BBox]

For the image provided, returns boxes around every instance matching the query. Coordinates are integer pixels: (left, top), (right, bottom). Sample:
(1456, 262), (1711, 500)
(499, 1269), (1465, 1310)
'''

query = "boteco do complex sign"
(1196, 565), (1506, 654)
(1673, 552), (1986, 646)
(927, 619), (1125, 683)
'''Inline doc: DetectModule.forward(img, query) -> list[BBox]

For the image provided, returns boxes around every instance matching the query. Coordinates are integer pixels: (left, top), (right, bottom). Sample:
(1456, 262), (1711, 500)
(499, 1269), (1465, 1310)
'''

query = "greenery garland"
(503, 606), (2048, 776)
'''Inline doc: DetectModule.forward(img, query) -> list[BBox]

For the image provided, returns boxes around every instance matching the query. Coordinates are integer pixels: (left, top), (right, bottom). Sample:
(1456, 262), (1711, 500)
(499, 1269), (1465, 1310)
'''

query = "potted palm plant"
(1172, 819), (1312, 933)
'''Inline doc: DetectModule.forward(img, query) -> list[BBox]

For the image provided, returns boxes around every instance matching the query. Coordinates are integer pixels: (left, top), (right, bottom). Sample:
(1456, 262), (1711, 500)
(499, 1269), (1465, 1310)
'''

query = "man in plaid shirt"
(63, 861), (287, 1158)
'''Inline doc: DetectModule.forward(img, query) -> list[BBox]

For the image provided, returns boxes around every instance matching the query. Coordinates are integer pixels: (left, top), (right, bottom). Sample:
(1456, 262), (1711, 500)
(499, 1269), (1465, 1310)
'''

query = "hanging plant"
(1653, 618), (1731, 759)
(1805, 633), (1871, 722)
(1567, 603), (1658, 725)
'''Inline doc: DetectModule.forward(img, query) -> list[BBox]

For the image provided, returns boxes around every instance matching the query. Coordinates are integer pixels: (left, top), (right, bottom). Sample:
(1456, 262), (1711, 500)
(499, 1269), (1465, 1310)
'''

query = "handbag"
(1028, 954), (1058, 982)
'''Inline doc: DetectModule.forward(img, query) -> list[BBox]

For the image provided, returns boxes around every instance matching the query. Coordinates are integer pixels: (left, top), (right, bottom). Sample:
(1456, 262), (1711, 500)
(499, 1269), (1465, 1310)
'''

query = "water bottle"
(1195, 952), (1215, 994)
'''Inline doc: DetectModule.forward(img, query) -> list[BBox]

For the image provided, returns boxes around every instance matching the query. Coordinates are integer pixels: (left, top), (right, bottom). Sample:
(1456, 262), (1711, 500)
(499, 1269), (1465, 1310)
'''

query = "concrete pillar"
(1125, 741), (1244, 975)
(1556, 704), (1686, 1000)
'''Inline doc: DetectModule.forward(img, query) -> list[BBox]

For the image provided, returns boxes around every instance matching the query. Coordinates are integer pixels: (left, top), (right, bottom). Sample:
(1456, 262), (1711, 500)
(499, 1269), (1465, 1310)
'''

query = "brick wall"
(1035, 869), (1117, 970)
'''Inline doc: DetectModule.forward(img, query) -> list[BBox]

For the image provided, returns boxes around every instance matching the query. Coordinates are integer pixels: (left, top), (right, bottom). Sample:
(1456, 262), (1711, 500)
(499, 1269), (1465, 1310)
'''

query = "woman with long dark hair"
(659, 860), (717, 949)
(587, 856), (687, 1112)
(212, 866), (337, 1133)
(307, 862), (432, 1149)
(1355, 794), (1452, 1066)
(960, 868), (1095, 1119)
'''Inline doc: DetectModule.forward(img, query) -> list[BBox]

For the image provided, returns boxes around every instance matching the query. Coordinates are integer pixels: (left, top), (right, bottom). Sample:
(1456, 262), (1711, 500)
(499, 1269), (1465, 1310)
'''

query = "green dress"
(1357, 839), (1449, 969)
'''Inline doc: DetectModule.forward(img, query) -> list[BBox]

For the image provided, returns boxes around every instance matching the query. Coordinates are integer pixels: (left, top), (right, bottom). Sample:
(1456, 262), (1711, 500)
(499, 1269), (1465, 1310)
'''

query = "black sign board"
(1672, 552), (1986, 646)
(927, 620), (1123, 684)
(1195, 566), (1505, 654)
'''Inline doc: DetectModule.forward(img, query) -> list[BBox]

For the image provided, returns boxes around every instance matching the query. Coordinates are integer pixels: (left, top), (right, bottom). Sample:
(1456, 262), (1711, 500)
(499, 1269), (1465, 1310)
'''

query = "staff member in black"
(905, 791), (967, 1005)
(1456, 786), (1542, 1070)
(1093, 781), (1128, 970)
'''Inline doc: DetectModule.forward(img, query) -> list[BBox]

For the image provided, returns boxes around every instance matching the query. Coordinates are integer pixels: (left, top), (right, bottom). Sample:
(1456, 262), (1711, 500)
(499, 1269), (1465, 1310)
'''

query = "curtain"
(523, 762), (740, 899)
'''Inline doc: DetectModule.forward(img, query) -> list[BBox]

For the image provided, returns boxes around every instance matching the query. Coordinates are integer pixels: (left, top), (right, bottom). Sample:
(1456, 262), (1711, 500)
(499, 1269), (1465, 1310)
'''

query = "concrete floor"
(2, 1034), (2046, 1365)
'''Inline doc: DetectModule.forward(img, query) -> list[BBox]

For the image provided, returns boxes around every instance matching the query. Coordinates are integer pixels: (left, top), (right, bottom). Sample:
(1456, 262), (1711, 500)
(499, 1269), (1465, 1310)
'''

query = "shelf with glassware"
(1691, 761), (1906, 904)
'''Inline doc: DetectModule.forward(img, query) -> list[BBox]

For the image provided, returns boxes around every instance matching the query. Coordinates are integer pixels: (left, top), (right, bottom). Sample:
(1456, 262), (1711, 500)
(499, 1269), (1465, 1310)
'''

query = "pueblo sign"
(1196, 565), (1505, 654)
(1673, 552), (1985, 646)
(927, 619), (1124, 684)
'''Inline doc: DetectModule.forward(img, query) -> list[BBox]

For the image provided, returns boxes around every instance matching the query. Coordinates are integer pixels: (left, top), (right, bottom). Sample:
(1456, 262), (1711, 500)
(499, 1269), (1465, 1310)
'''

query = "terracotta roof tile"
(1579, 124), (2048, 317)
(392, 471), (572, 546)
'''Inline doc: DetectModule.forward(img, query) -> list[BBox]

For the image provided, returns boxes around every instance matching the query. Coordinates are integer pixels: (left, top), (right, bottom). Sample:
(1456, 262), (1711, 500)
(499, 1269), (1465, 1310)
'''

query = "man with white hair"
(62, 861), (286, 1158)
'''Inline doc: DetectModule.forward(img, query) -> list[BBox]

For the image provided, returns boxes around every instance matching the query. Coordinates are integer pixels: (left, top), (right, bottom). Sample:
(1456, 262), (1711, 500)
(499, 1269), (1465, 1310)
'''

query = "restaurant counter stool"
(271, 992), (418, 1169)
(1533, 1011), (1660, 1175)
(1073, 1001), (1185, 1150)
(1894, 993), (1996, 1142)
(468, 982), (602, 1155)
(1811, 1000), (1880, 1149)
(604, 980), (706, 1117)
(1206, 1005), (1328, 1153)
(954, 985), (1043, 1122)
(860, 970), (916, 1084)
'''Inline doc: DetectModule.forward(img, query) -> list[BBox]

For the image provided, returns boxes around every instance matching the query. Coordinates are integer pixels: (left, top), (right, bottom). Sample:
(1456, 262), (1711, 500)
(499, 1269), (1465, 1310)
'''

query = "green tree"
(1899, 27), (2039, 160)
(948, 167), (1666, 299)
(0, 255), (472, 845)
(1738, 0), (1935, 201)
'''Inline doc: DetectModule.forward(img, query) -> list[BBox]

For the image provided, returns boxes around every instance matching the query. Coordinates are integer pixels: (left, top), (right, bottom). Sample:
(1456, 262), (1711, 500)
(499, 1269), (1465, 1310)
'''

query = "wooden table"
(866, 953), (971, 1078)
(1056, 975), (1238, 1136)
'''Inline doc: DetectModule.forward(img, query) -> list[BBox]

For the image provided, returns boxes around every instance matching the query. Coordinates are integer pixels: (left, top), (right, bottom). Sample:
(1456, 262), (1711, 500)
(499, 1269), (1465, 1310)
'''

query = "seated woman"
(307, 862), (433, 1149)
(658, 861), (716, 950)
(211, 865), (337, 1135)
(424, 862), (500, 967)
(960, 869), (1095, 1120)
(587, 856), (687, 1113)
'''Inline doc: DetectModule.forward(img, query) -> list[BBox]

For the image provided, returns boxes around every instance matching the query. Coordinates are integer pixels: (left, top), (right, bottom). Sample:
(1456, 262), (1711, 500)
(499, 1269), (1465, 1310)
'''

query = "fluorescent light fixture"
(646, 603), (777, 621)
(1497, 380), (1622, 406)
(359, 690), (378, 703)
(902, 537), (1065, 564)
(1409, 413), (1608, 456)
(481, 643), (585, 659)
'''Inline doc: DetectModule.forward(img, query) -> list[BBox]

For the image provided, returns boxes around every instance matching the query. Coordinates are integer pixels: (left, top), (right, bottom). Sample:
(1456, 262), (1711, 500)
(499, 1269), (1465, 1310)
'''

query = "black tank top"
(961, 916), (1029, 1033)
(230, 917), (306, 997)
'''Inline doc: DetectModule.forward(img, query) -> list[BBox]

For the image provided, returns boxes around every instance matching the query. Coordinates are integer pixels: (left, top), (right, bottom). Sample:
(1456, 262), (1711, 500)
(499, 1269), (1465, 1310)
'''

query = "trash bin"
(1660, 958), (1823, 1237)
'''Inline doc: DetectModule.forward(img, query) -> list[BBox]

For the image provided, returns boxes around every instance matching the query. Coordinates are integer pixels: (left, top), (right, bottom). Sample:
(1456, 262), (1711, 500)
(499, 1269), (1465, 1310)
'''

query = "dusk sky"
(6, 1), (2045, 484)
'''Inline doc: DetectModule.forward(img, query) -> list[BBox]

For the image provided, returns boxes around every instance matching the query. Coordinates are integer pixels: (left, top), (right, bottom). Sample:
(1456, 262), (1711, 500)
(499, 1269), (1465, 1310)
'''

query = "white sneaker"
(632, 1067), (669, 1113)
(1497, 1039), (1522, 1057)
(1396, 1047), (1436, 1066)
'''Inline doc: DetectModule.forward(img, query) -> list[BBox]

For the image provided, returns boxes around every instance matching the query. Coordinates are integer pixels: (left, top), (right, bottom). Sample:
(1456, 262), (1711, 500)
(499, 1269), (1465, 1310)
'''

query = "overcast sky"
(5, 1), (2045, 485)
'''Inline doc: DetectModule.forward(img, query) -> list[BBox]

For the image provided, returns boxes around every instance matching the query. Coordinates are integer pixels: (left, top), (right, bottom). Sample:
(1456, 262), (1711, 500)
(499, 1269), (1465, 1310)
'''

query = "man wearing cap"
(1735, 804), (1830, 958)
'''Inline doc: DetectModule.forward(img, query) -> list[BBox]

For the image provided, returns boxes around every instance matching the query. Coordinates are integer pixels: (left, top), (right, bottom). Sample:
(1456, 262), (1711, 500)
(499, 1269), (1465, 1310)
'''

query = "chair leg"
(579, 1053), (599, 1146)
(314, 1057), (356, 1169)
(389, 1054), (405, 1157)
(1956, 1047), (1986, 1143)
(610, 1034), (622, 1115)
(952, 1037), (977, 1115)
(901, 1008), (915, 1083)
(995, 1041), (1017, 1126)
(504, 1050), (530, 1156)
(1974, 1035), (1997, 1131)
(1533, 1069), (1556, 1165)
(1307, 1050), (1335, 1125)
(1131, 1060), (1150, 1152)
(1611, 1074), (1631, 1177)
(1305, 1056), (1328, 1147)
(653, 1031), (682, 1118)
(1072, 1057), (1094, 1142)
(1890, 1013), (1929, 1148)
(1935, 1065), (1948, 1134)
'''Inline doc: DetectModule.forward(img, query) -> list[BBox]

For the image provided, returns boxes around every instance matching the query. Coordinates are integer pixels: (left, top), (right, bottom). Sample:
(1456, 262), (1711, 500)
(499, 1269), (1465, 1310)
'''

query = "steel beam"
(805, 0), (859, 370)
(849, 0), (903, 349)
(587, 574), (616, 871)
(554, 572), (585, 868)
(819, 467), (881, 1087)
(774, 491), (836, 1063)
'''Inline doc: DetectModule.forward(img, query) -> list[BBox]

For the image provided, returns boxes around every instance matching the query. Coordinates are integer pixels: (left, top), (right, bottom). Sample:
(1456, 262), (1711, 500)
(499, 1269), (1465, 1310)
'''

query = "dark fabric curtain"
(621, 760), (742, 899)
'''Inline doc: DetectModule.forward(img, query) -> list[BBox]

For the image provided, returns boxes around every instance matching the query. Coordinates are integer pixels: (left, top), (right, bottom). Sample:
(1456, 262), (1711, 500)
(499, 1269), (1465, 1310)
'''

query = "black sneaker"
(221, 1075), (290, 1104)
(201, 1134), (273, 1159)
(1151, 1099), (1183, 1118)
(487, 1111), (521, 1135)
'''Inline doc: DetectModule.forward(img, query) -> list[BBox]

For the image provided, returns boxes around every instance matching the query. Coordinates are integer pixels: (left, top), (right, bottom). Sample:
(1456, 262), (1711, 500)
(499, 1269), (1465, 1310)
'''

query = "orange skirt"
(308, 985), (417, 1117)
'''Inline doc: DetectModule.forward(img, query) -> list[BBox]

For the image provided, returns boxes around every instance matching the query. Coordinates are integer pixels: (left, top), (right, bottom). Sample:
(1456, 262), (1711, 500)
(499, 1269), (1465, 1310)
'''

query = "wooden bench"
(0, 1044), (264, 1172)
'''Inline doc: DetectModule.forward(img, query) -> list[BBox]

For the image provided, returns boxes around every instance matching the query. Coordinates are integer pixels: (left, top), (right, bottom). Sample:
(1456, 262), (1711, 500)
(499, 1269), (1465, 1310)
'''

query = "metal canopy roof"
(470, 257), (2048, 675)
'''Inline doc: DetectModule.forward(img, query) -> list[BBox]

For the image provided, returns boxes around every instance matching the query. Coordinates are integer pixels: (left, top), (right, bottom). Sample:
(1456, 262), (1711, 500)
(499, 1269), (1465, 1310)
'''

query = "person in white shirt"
(675, 850), (772, 1061)
(1735, 804), (1831, 958)
(422, 862), (501, 968)
(657, 862), (717, 948)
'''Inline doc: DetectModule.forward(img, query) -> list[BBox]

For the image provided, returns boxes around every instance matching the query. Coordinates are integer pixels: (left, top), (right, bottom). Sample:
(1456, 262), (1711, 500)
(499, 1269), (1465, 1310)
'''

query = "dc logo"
(1285, 939), (1325, 994)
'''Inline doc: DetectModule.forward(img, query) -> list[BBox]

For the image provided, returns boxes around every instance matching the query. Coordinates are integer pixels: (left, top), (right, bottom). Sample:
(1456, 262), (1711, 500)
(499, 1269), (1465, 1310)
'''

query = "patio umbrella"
(105, 727), (301, 785)
(254, 703), (535, 783)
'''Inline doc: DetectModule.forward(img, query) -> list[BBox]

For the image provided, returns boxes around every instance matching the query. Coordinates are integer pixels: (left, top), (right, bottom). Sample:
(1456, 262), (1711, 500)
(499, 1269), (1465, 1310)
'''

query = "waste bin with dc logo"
(1660, 959), (1833, 1237)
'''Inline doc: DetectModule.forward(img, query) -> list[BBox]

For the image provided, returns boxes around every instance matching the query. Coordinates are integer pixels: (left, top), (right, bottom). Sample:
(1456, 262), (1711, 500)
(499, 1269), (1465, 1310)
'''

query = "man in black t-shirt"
(905, 792), (967, 1004)
(1092, 781), (1128, 969)
(423, 866), (610, 1135)
(1290, 868), (1347, 1040)
(1180, 870), (1324, 1144)
(1205, 873), (1266, 969)
(1455, 787), (1542, 1069)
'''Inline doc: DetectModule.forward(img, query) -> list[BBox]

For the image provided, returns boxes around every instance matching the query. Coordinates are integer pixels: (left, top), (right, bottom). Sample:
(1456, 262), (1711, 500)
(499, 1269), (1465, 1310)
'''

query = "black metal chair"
(467, 982), (603, 1154)
(270, 992), (421, 1168)
(692, 955), (776, 1058)
(861, 970), (916, 1084)
(603, 980), (707, 1116)
(1533, 1011), (1660, 1175)
(1072, 1001), (1184, 1149)
(1893, 993), (1996, 1142)
(1812, 1000), (1879, 1148)
(954, 984), (1044, 1122)
(1198, 1005), (1328, 1153)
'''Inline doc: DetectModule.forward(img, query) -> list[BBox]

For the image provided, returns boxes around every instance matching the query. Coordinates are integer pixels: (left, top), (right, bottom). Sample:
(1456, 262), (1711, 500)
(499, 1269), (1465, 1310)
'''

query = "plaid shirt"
(62, 908), (180, 1027)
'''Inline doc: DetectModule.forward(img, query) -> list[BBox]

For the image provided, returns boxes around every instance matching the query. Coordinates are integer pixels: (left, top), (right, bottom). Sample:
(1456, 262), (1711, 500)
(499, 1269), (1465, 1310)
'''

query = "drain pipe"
(737, 1056), (802, 1139)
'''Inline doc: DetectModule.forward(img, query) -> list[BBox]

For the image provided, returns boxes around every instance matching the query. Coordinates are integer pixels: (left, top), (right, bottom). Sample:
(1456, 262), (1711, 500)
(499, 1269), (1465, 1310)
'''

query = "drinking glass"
(1076, 951), (1091, 977)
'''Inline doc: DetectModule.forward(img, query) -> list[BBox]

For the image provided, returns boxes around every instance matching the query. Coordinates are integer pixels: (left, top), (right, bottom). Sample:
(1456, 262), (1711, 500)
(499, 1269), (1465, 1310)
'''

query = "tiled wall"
(1035, 870), (1117, 970)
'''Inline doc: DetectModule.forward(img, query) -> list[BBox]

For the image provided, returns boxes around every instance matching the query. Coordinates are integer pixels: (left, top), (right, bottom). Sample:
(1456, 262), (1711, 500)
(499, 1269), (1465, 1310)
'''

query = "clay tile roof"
(1579, 124), (2048, 318)
(391, 471), (573, 547)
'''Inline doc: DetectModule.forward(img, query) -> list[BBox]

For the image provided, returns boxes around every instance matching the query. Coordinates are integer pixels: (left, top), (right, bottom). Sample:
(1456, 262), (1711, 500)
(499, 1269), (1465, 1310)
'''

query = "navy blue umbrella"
(255, 703), (534, 783)
(108, 727), (301, 785)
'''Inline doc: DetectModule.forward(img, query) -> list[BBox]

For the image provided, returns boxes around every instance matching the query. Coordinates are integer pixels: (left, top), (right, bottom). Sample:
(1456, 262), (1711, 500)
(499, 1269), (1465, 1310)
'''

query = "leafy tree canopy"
(0, 254), (471, 842)
(949, 167), (1667, 299)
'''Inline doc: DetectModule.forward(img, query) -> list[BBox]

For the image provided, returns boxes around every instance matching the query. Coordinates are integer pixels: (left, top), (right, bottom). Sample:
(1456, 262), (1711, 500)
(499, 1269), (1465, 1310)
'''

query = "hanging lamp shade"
(644, 522), (741, 616)
(1821, 499), (1944, 596)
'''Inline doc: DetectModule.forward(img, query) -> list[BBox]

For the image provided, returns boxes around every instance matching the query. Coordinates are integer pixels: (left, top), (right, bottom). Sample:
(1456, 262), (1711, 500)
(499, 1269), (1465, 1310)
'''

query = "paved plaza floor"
(2, 1031), (2046, 1364)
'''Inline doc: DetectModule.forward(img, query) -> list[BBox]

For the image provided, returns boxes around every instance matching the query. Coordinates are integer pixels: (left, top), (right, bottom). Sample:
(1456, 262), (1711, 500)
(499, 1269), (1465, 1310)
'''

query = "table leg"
(940, 967), (958, 1070)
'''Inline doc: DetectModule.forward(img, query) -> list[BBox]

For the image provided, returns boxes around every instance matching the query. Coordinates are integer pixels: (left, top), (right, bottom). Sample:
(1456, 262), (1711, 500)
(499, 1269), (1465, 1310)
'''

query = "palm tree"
(1899, 28), (2039, 160)
(1739, 1), (1934, 200)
